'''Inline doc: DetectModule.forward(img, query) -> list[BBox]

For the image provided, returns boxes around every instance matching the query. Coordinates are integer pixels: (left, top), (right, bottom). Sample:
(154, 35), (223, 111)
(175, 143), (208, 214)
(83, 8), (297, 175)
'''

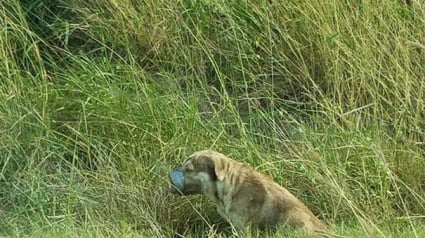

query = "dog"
(168, 150), (329, 235)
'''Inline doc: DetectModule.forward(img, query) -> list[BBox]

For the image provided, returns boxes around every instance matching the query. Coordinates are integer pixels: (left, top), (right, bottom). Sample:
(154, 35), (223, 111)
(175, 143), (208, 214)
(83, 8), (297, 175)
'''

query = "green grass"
(1, 0), (424, 237)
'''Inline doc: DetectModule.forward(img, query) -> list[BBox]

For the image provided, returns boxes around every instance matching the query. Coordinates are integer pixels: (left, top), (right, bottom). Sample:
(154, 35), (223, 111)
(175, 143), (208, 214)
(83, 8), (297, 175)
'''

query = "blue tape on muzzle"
(169, 168), (185, 191)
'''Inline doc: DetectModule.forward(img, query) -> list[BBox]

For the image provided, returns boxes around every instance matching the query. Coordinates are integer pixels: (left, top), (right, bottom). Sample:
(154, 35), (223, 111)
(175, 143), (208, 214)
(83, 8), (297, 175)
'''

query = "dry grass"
(0, 0), (424, 237)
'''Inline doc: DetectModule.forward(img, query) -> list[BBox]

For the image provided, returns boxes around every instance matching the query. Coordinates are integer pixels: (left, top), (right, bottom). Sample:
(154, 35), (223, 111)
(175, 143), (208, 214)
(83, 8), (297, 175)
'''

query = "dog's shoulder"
(230, 166), (267, 210)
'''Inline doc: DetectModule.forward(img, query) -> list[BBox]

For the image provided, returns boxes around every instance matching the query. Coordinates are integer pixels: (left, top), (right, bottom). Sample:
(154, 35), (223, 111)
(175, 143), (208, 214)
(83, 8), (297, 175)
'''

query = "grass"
(1, 0), (424, 237)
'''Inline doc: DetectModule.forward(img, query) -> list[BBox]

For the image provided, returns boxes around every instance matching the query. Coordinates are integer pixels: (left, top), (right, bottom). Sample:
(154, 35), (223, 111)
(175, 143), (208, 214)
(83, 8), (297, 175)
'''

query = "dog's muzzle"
(169, 168), (185, 193)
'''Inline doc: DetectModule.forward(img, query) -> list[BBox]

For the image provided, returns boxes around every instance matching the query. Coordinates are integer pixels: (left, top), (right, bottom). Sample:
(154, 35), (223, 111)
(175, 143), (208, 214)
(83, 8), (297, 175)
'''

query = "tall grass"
(1, 0), (424, 237)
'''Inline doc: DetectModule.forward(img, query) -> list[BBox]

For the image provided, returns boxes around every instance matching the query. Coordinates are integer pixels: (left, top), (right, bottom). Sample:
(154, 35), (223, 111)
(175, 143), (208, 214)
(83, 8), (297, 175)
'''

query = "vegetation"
(1, 0), (424, 237)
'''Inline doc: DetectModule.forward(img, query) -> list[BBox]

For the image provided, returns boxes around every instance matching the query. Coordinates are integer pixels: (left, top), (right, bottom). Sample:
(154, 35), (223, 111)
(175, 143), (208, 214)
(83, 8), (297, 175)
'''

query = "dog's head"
(168, 150), (228, 195)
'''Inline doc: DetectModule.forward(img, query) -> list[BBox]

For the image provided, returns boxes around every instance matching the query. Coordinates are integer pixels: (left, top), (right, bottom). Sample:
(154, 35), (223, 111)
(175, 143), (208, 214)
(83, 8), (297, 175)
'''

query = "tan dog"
(169, 150), (329, 235)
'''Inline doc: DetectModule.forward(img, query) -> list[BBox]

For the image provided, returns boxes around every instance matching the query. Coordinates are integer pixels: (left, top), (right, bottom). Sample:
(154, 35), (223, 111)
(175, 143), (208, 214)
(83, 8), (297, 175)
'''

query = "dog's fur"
(169, 150), (328, 235)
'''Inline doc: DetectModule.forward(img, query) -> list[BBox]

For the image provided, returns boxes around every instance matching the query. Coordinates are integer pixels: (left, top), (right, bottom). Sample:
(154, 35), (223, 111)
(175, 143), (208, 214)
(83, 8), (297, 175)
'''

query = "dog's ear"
(206, 156), (226, 181)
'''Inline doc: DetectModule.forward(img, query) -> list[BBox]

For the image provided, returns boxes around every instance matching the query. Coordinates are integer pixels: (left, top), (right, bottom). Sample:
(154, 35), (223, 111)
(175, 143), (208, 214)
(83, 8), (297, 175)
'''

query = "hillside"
(1, 0), (424, 237)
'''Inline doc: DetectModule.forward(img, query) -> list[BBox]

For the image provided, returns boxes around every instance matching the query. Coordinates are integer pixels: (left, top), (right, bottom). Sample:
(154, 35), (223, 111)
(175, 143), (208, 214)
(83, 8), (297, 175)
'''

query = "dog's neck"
(202, 180), (221, 203)
(203, 180), (235, 214)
